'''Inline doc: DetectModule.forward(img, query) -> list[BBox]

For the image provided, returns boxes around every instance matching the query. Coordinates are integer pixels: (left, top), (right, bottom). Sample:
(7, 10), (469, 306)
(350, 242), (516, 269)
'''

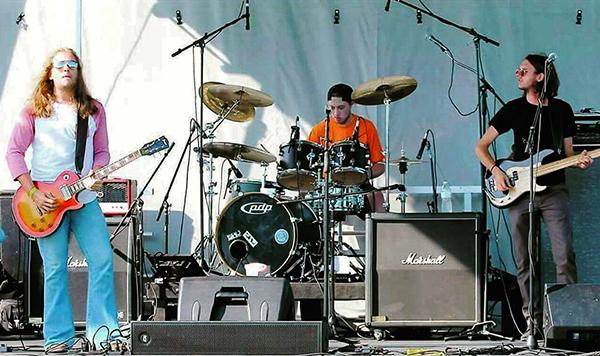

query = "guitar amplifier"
(573, 112), (600, 151)
(96, 179), (137, 216)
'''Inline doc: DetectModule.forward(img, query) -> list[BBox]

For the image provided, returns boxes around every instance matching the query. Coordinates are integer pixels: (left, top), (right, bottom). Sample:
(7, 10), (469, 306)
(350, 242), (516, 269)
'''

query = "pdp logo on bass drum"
(240, 202), (273, 215)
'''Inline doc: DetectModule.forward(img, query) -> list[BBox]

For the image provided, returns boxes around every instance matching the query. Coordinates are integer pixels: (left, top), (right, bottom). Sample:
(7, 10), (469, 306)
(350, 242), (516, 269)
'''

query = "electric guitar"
(12, 136), (169, 238)
(484, 148), (600, 208)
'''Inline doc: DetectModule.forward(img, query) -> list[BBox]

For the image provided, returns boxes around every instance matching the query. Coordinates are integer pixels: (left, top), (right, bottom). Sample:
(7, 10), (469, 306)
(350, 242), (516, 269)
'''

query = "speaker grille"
(131, 321), (327, 355)
(366, 212), (484, 327)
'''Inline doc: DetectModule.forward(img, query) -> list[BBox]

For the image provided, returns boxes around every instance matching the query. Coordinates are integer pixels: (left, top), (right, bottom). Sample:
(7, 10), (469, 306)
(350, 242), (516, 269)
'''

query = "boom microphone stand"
(171, 6), (249, 267)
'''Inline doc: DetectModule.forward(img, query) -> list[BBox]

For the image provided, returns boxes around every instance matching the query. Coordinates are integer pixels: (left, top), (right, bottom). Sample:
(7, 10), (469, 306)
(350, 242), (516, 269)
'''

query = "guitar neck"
(535, 148), (600, 177)
(68, 150), (142, 194)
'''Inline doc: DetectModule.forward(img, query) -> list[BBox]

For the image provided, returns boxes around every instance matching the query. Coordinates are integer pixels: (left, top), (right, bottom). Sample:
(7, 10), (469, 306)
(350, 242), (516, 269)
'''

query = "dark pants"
(508, 184), (577, 325)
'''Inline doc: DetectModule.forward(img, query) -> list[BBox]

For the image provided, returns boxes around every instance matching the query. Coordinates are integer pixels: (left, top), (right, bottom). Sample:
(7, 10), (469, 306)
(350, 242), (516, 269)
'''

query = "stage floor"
(0, 334), (588, 355)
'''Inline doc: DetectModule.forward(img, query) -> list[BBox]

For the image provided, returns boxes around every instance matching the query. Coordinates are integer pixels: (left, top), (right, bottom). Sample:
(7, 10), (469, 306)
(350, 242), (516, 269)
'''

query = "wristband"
(489, 164), (497, 173)
(27, 186), (38, 199)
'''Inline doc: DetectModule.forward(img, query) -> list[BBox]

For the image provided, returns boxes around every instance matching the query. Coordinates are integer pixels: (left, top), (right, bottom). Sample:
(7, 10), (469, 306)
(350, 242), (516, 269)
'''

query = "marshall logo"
(67, 256), (88, 268)
(401, 252), (446, 265)
(241, 202), (273, 215)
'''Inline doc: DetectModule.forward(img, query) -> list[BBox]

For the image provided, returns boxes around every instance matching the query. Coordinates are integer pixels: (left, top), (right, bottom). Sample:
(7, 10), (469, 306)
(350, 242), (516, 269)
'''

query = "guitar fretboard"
(535, 148), (600, 177)
(66, 150), (142, 195)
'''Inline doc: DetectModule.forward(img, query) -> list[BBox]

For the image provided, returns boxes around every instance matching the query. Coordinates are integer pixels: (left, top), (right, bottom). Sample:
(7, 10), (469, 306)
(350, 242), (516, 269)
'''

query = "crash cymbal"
(351, 76), (417, 105)
(208, 84), (273, 108)
(390, 156), (424, 165)
(203, 142), (276, 163)
(200, 82), (256, 122)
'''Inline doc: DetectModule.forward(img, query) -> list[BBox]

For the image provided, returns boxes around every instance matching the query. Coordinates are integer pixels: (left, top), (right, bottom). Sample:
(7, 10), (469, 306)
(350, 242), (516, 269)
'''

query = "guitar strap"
(75, 109), (88, 175)
(548, 99), (564, 156)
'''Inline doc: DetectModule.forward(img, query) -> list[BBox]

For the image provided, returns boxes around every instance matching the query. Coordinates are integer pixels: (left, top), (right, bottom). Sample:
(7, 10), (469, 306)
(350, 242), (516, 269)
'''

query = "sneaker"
(45, 343), (68, 354)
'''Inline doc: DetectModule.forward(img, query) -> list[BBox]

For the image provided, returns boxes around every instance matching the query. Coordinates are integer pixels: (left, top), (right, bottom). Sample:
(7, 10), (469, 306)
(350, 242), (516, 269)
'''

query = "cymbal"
(351, 76), (417, 105)
(390, 156), (424, 165)
(208, 84), (273, 108)
(200, 82), (256, 122)
(203, 142), (276, 164)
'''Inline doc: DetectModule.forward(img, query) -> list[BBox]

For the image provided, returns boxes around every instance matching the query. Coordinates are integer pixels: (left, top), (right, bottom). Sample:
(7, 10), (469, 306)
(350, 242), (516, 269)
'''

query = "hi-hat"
(351, 76), (418, 105)
(203, 142), (276, 164)
(200, 82), (256, 122)
(390, 156), (423, 165)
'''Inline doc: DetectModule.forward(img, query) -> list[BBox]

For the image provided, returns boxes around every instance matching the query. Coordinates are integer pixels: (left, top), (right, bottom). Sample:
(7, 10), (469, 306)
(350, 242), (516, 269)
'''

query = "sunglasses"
(53, 59), (79, 69)
(515, 67), (529, 77)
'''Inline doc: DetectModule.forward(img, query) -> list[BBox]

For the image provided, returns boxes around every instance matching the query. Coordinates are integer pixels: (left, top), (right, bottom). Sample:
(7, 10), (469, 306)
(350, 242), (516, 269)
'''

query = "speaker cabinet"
(544, 284), (600, 349)
(0, 191), (28, 284)
(178, 276), (295, 321)
(130, 320), (327, 355)
(28, 217), (138, 325)
(366, 212), (484, 327)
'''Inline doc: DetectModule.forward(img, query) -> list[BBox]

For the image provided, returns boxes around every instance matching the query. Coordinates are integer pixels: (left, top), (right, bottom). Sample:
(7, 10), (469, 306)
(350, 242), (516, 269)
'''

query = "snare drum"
(229, 178), (262, 195)
(329, 141), (370, 186)
(277, 140), (323, 192)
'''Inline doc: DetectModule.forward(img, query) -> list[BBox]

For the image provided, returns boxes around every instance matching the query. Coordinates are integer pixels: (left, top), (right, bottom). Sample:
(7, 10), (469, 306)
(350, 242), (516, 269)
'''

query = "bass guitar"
(12, 136), (169, 238)
(484, 148), (600, 208)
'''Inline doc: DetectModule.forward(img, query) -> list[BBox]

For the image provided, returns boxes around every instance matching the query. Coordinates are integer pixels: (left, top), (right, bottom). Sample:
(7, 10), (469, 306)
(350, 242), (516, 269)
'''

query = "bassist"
(475, 53), (592, 340)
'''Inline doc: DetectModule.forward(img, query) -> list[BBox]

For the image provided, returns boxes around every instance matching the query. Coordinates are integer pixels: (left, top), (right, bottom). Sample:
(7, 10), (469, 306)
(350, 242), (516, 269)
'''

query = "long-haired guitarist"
(475, 53), (593, 340)
(5, 48), (118, 352)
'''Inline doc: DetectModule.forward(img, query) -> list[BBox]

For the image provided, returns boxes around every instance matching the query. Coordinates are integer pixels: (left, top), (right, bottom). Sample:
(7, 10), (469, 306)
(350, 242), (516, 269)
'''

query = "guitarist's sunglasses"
(53, 59), (79, 69)
(515, 67), (529, 77)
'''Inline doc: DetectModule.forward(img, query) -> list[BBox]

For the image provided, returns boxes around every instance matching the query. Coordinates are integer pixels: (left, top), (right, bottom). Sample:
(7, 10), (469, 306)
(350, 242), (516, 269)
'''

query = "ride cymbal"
(351, 76), (417, 105)
(203, 142), (276, 163)
(208, 84), (273, 108)
(200, 82), (256, 122)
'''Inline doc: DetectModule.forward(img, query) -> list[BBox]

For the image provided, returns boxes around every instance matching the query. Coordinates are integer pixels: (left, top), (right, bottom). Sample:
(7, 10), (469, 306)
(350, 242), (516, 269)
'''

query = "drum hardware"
(351, 75), (418, 211)
(390, 151), (423, 213)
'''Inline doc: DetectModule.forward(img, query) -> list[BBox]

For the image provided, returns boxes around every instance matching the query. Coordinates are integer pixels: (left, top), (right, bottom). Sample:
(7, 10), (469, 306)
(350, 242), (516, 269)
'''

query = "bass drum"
(215, 193), (321, 277)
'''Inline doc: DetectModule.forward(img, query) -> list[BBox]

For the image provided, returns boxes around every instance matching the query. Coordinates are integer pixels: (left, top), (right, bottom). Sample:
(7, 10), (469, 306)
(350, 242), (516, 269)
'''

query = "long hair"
(30, 47), (97, 118)
(524, 53), (560, 98)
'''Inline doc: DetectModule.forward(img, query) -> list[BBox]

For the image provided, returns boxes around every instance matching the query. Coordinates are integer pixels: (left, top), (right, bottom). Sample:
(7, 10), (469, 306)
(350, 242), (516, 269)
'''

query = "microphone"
(226, 158), (243, 178)
(546, 52), (557, 64)
(224, 168), (234, 198)
(384, 0), (391, 11)
(245, 0), (250, 30)
(415, 130), (429, 160)
(426, 34), (449, 53)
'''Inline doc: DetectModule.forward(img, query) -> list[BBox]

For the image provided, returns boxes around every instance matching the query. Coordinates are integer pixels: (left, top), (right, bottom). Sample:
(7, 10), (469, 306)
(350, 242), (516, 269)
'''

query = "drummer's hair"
(524, 53), (560, 98)
(327, 83), (353, 104)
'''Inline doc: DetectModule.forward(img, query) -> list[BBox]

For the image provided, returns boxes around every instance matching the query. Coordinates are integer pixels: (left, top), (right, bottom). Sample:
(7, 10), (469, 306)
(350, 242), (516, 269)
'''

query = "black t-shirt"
(489, 96), (576, 186)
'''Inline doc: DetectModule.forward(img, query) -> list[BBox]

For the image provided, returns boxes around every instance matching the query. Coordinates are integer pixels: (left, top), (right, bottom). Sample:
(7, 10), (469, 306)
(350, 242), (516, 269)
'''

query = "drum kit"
(197, 77), (421, 280)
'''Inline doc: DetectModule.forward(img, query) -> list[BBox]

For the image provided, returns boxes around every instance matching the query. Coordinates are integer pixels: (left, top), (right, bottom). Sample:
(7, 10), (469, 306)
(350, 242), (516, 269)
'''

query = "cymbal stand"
(321, 109), (335, 334)
(383, 90), (391, 212)
(397, 150), (409, 213)
(171, 5), (248, 268)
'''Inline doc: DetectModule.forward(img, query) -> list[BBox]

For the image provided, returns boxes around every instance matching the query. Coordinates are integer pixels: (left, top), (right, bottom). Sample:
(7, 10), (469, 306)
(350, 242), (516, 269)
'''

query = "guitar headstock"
(141, 136), (170, 156)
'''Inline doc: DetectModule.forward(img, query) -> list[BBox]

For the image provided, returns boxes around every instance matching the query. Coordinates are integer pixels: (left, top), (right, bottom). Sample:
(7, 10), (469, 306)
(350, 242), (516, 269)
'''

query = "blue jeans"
(37, 200), (119, 349)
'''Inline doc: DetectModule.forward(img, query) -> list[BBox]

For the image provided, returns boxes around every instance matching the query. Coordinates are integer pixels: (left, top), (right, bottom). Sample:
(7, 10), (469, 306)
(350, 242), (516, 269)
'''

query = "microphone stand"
(425, 140), (438, 213)
(322, 109), (334, 335)
(171, 8), (248, 268)
(109, 141), (175, 320)
(522, 62), (553, 350)
(391, 1), (504, 340)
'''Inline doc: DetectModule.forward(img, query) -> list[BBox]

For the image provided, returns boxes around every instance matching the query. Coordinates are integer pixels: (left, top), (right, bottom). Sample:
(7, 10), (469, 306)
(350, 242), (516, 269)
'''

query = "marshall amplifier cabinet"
(366, 212), (485, 327)
(573, 112), (600, 151)
(97, 179), (137, 216)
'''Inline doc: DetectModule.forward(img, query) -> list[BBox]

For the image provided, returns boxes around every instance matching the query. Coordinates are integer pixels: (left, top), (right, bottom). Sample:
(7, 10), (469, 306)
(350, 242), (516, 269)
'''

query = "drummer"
(308, 83), (385, 212)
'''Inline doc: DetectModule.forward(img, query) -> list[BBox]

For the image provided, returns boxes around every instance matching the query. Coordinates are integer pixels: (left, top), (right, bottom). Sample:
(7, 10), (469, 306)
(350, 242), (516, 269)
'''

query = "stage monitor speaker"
(366, 212), (484, 327)
(177, 276), (294, 321)
(130, 320), (327, 355)
(544, 284), (600, 348)
(28, 217), (138, 325)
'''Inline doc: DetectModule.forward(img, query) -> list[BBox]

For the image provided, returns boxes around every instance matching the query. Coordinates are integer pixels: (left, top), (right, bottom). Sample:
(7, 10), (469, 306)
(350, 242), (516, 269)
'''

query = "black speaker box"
(366, 212), (485, 327)
(544, 284), (600, 349)
(0, 191), (28, 284)
(178, 276), (294, 321)
(130, 320), (327, 355)
(28, 217), (138, 325)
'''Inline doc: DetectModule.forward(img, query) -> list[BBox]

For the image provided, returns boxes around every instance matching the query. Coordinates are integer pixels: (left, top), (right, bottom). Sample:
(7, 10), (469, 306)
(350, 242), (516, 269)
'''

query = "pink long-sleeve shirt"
(6, 99), (110, 204)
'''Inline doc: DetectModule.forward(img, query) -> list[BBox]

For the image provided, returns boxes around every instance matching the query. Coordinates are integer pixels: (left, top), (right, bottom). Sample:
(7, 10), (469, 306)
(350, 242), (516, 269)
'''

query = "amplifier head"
(97, 179), (137, 216)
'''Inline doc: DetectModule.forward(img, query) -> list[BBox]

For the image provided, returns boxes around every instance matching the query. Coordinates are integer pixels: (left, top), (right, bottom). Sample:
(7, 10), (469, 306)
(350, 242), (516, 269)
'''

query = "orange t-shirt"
(308, 113), (384, 164)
